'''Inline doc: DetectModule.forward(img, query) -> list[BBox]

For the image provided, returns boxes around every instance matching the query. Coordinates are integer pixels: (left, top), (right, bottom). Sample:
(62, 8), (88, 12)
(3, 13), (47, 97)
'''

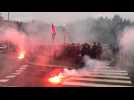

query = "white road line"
(12, 72), (21, 75)
(0, 65), (28, 84)
(16, 65), (28, 71)
(87, 72), (128, 76)
(16, 68), (25, 72)
(95, 69), (127, 73)
(21, 65), (28, 67)
(89, 69), (127, 73)
(15, 70), (23, 73)
(67, 74), (130, 79)
(65, 77), (132, 84)
(63, 82), (133, 87)
(63, 66), (132, 87)
(19, 66), (26, 69)
(19, 67), (26, 70)
(6, 75), (16, 79)
(20, 65), (28, 68)
(18, 67), (27, 70)
(28, 63), (81, 69)
(0, 79), (9, 83)
(11, 65), (28, 76)
(15, 69), (22, 71)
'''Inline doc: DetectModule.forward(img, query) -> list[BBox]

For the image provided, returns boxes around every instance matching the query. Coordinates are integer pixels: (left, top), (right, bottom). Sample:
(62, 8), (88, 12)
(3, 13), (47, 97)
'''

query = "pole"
(50, 24), (56, 64)
(7, 12), (10, 52)
(64, 32), (65, 45)
(63, 27), (66, 45)
(50, 34), (55, 64)
(8, 12), (10, 21)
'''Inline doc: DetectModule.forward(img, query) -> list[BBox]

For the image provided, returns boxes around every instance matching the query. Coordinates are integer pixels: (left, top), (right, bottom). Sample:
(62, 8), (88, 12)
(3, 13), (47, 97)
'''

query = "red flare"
(18, 51), (25, 60)
(48, 73), (64, 84)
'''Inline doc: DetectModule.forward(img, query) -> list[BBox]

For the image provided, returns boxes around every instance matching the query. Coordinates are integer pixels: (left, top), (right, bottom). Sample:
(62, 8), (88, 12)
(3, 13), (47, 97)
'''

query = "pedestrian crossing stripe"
(67, 74), (130, 80)
(0, 79), (9, 83)
(19, 67), (27, 70)
(92, 69), (127, 73)
(12, 72), (21, 75)
(18, 65), (28, 70)
(6, 75), (16, 78)
(62, 66), (133, 87)
(63, 81), (132, 87)
(0, 65), (29, 84)
(16, 69), (26, 72)
(64, 77), (132, 84)
(84, 72), (128, 76)
(7, 65), (28, 78)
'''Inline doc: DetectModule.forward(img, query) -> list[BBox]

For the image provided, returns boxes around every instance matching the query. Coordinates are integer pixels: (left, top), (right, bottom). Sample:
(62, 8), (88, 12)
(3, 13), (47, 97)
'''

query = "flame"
(18, 51), (25, 59)
(48, 73), (64, 84)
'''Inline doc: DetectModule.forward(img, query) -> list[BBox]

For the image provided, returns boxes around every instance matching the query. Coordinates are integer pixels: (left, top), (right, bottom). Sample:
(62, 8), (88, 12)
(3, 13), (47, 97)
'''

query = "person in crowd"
(96, 42), (102, 59)
(90, 42), (98, 59)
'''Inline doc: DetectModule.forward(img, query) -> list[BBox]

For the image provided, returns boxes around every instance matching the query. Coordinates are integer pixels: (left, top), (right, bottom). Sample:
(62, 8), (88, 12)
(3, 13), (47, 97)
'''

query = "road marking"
(95, 69), (127, 73)
(0, 79), (9, 83)
(67, 74), (130, 80)
(17, 67), (27, 70)
(11, 65), (28, 76)
(86, 72), (128, 76)
(12, 72), (21, 75)
(16, 69), (24, 73)
(0, 65), (29, 84)
(63, 81), (132, 87)
(20, 65), (28, 68)
(28, 63), (73, 68)
(65, 77), (132, 84)
(62, 65), (133, 87)
(6, 75), (16, 79)
(19, 67), (26, 70)
(16, 68), (26, 72)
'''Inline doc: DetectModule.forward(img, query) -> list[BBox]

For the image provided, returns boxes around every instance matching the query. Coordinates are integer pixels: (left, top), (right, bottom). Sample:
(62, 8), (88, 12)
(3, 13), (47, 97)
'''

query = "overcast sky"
(1, 12), (134, 25)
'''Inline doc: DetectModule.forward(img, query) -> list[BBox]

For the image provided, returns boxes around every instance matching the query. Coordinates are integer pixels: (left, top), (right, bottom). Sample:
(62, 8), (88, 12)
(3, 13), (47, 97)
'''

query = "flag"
(51, 24), (56, 40)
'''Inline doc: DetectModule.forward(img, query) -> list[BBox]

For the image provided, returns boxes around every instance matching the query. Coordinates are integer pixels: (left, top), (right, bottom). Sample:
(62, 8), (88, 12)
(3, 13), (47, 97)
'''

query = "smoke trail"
(63, 55), (108, 76)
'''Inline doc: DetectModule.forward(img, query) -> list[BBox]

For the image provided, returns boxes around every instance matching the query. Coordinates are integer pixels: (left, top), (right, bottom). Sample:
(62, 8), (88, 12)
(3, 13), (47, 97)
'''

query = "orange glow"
(48, 73), (64, 84)
(18, 51), (25, 59)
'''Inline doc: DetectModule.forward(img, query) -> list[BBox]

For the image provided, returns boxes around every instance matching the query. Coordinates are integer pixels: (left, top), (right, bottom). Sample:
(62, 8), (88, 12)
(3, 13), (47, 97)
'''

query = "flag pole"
(8, 12), (10, 21)
(64, 31), (66, 45)
(50, 24), (56, 64)
(63, 25), (66, 46)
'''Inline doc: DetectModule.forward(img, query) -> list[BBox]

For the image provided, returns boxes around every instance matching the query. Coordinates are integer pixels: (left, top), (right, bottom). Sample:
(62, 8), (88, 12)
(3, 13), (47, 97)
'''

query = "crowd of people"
(55, 42), (103, 67)
(60, 42), (102, 58)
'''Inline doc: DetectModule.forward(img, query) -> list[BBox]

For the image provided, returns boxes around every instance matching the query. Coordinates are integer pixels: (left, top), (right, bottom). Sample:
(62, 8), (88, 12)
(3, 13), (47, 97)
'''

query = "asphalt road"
(0, 63), (62, 87)
(0, 63), (133, 87)
(0, 53), (134, 87)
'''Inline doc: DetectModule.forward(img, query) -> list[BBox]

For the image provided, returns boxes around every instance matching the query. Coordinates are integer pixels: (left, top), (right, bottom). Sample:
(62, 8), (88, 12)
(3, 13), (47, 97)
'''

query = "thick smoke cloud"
(63, 55), (108, 76)
(3, 28), (27, 50)
(0, 21), (65, 66)
(118, 26), (134, 69)
(65, 18), (97, 43)
(0, 15), (133, 74)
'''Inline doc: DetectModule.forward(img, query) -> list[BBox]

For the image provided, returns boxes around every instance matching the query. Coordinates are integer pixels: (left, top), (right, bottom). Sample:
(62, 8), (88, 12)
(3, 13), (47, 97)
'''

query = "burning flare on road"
(48, 73), (64, 84)
(18, 51), (25, 59)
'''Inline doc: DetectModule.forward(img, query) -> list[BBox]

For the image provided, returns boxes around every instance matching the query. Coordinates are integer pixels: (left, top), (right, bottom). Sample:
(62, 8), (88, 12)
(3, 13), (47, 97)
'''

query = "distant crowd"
(60, 42), (102, 59)
(53, 42), (103, 67)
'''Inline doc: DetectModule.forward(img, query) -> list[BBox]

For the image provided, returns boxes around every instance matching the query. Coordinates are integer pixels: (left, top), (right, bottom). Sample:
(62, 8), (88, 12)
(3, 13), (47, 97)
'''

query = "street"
(0, 56), (133, 87)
